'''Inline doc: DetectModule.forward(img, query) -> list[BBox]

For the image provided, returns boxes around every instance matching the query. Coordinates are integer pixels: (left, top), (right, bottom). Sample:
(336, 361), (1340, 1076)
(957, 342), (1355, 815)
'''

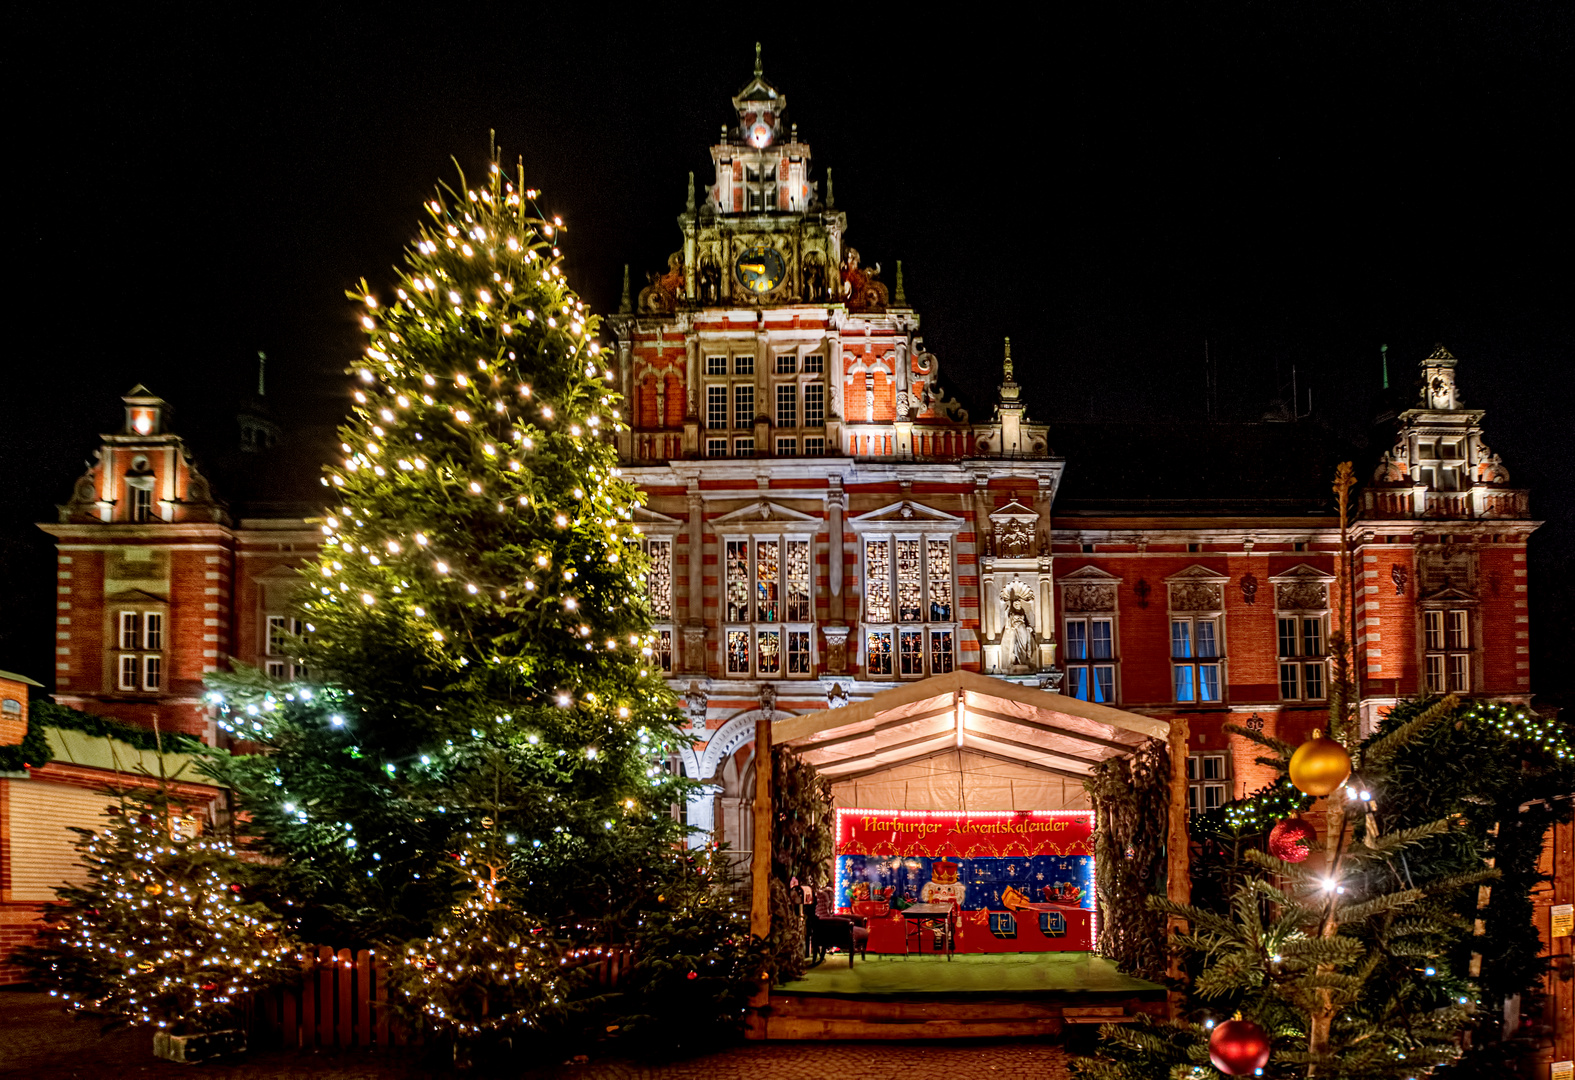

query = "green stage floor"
(776, 951), (1165, 998)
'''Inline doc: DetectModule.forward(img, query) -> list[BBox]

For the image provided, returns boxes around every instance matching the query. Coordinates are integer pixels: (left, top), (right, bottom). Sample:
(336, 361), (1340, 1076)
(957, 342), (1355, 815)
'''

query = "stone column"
(1166, 716), (1192, 1015)
(684, 489), (706, 672)
(827, 480), (845, 622)
(746, 715), (774, 1037)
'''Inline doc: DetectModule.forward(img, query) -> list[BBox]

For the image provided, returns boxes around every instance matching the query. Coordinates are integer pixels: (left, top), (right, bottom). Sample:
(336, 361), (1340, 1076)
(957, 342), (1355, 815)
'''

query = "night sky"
(5, 5), (1570, 700)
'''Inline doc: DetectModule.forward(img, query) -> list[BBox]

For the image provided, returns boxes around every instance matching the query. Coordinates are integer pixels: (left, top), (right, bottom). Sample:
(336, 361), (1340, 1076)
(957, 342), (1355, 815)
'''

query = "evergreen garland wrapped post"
(767, 747), (833, 982)
(1087, 737), (1168, 982)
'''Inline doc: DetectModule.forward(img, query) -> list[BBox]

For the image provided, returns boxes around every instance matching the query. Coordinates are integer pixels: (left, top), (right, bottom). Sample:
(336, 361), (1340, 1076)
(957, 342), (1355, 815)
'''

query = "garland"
(0, 701), (203, 772)
(1085, 737), (1169, 981)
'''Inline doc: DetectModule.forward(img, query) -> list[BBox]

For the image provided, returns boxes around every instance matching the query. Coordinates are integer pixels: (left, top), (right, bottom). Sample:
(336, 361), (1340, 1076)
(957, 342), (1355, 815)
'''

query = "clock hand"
(739, 263), (765, 274)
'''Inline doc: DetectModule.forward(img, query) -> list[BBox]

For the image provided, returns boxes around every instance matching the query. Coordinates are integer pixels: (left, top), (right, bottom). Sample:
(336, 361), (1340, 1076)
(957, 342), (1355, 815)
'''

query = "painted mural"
(833, 809), (1097, 953)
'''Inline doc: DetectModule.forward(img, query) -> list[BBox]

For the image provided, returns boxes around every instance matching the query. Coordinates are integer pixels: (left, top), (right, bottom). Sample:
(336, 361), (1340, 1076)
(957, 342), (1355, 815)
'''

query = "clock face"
(735, 246), (786, 295)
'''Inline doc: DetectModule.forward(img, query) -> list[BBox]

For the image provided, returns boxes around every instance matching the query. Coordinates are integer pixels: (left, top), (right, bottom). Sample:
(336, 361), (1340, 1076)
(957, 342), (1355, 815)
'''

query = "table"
(897, 903), (956, 959)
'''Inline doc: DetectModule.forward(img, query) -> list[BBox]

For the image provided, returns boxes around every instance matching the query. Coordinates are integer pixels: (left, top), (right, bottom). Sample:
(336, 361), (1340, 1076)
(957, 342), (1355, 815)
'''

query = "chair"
(808, 887), (869, 966)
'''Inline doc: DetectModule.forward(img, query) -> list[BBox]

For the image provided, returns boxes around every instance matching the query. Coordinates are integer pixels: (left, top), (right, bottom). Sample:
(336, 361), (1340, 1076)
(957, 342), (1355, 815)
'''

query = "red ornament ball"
(1209, 1018), (1270, 1075)
(686, 971), (698, 980)
(1268, 816), (1318, 864)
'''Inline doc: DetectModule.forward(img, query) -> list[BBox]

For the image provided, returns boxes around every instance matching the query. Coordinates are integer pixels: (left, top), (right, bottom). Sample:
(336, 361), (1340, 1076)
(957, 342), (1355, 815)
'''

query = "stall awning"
(776, 670), (1168, 784)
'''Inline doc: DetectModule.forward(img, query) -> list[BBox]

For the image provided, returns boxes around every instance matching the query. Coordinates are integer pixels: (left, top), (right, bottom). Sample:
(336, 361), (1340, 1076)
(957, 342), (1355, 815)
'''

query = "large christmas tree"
(203, 152), (758, 1048)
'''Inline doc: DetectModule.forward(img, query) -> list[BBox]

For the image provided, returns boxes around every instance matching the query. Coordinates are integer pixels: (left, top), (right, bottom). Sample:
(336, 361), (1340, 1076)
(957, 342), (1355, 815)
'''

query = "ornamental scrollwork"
(1063, 583), (1116, 613)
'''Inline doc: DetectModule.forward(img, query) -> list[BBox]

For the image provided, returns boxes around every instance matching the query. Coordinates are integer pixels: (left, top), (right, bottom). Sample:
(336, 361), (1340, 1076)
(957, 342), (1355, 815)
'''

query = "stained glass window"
(896, 540), (922, 621)
(867, 630), (892, 676)
(756, 540), (780, 622)
(655, 629), (673, 673)
(726, 541), (750, 622)
(646, 539), (673, 621)
(757, 630), (781, 674)
(899, 630), (923, 675)
(927, 540), (952, 620)
(786, 540), (811, 621)
(788, 631), (811, 674)
(930, 630), (954, 673)
(865, 540), (891, 622)
(726, 630), (751, 675)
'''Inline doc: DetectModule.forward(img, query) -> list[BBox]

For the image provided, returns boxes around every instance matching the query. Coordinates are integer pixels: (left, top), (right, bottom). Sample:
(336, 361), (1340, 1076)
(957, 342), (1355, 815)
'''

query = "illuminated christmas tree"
(203, 149), (757, 1046)
(17, 776), (295, 1037)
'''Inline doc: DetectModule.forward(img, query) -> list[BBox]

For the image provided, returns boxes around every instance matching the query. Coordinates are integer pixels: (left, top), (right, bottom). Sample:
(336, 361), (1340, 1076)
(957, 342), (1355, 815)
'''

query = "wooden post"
(746, 717), (773, 1039)
(1166, 715), (1191, 1017)
(356, 950), (372, 1046)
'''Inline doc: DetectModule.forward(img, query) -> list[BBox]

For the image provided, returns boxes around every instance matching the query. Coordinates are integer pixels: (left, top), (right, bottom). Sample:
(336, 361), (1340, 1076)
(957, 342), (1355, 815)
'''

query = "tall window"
(265, 615), (305, 680)
(643, 538), (675, 674)
(1187, 753), (1229, 816)
(704, 353), (757, 456)
(1424, 609), (1471, 693)
(768, 350), (825, 455)
(116, 610), (165, 692)
(775, 384), (797, 428)
(1171, 616), (1222, 702)
(724, 536), (813, 678)
(1277, 615), (1327, 700)
(129, 484), (154, 523)
(863, 536), (955, 678)
(1064, 616), (1116, 703)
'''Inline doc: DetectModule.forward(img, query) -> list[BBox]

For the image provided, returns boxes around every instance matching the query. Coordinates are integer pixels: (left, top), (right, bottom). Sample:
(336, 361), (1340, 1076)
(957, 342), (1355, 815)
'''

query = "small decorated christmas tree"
(18, 771), (295, 1041)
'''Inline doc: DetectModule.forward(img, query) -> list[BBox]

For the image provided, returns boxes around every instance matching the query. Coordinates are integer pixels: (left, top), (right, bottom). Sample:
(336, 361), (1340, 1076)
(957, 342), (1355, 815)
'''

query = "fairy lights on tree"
(17, 774), (295, 1035)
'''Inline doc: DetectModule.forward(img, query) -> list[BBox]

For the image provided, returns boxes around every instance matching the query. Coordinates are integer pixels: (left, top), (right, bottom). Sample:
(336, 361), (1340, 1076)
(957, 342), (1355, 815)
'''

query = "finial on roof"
(257, 351), (266, 397)
(825, 168), (834, 209)
(754, 42), (762, 78)
(619, 265), (631, 314)
(1003, 337), (1014, 380)
(686, 171), (696, 213)
(1380, 343), (1389, 391)
(894, 261), (907, 306)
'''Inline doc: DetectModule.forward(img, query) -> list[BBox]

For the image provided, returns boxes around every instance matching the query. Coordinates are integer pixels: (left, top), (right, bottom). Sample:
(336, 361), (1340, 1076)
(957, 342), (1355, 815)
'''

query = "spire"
(686, 170), (696, 213)
(894, 261), (907, 306)
(998, 337), (1021, 404)
(1380, 343), (1389, 391)
(257, 351), (267, 397)
(825, 168), (834, 209)
(754, 41), (763, 78)
(732, 47), (783, 149)
(1003, 337), (1014, 381)
(619, 265), (631, 314)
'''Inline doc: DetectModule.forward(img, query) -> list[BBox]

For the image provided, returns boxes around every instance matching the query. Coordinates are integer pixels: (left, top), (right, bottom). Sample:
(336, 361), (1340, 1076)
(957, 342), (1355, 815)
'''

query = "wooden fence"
(249, 944), (634, 1050)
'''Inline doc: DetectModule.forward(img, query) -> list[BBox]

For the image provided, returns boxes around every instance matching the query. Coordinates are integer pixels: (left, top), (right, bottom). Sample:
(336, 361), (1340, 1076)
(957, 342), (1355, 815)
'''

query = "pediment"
(1269, 563), (1336, 584)
(1059, 564), (1121, 582)
(253, 564), (305, 581)
(1166, 563), (1229, 583)
(105, 588), (167, 605)
(849, 500), (967, 533)
(1422, 586), (1479, 604)
(713, 499), (822, 534)
(988, 500), (1038, 522)
(633, 505), (686, 534)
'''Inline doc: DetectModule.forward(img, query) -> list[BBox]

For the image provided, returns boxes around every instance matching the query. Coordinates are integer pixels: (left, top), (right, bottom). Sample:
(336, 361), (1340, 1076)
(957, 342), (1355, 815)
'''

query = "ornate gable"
(1166, 564), (1227, 613)
(1270, 564), (1334, 611)
(1060, 565), (1119, 613)
(988, 500), (1040, 557)
(633, 505), (686, 536)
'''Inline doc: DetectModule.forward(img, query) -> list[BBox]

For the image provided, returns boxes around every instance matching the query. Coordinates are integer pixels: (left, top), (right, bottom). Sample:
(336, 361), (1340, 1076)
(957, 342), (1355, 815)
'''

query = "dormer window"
(128, 480), (155, 523)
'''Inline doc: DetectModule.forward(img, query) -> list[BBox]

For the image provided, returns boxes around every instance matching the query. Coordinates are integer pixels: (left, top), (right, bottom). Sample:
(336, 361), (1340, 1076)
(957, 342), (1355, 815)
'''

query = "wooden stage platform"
(764, 952), (1166, 1040)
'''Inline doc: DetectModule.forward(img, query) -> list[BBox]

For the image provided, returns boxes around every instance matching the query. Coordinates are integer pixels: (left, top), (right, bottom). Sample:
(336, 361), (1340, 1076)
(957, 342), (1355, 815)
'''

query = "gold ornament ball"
(144, 883), (164, 896)
(1289, 729), (1352, 796)
(481, 817), (495, 830)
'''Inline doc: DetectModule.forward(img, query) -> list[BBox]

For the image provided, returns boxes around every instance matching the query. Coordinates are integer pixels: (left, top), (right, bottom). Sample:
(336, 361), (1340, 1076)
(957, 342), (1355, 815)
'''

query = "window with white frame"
(723, 535), (814, 678)
(703, 353), (758, 456)
(129, 483), (155, 523)
(643, 537), (675, 674)
(705, 437), (727, 458)
(776, 436), (797, 456)
(1064, 615), (1116, 703)
(1277, 614), (1327, 701)
(1186, 753), (1229, 816)
(863, 536), (955, 678)
(115, 609), (165, 692)
(264, 615), (306, 680)
(1424, 608), (1472, 693)
(766, 350), (826, 455)
(1171, 615), (1222, 702)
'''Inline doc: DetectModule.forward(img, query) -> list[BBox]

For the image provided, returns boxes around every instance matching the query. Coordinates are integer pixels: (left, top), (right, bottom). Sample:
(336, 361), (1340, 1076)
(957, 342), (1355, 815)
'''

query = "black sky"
(4, 3), (1570, 698)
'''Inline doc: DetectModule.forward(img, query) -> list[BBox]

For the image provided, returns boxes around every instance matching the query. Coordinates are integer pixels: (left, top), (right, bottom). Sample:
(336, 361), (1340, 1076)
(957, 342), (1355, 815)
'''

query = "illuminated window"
(723, 536), (814, 677)
(116, 608), (165, 693)
(1064, 616), (1116, 703)
(130, 484), (154, 522)
(1171, 617), (1222, 703)
(644, 538), (674, 674)
(862, 535), (956, 678)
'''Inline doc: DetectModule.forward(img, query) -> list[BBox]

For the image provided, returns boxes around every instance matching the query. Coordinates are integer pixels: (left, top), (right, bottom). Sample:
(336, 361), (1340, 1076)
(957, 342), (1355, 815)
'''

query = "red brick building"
(1, 57), (1553, 1031)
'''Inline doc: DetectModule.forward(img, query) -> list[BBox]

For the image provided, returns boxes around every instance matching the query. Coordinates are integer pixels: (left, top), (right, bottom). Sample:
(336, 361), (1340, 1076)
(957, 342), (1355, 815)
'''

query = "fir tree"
(18, 770), (295, 1035)
(201, 149), (757, 1046)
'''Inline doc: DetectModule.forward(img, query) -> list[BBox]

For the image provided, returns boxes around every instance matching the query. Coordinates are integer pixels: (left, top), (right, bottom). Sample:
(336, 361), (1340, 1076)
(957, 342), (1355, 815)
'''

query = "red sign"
(836, 809), (1094, 860)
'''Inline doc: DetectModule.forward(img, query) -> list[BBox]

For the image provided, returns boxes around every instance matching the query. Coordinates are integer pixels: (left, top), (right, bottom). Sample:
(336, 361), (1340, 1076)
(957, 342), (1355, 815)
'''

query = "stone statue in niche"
(999, 581), (1038, 673)
(802, 252), (828, 302)
(894, 389), (913, 422)
(759, 683), (777, 718)
(825, 682), (849, 709)
(994, 520), (1035, 557)
(1239, 573), (1259, 605)
(1392, 565), (1408, 596)
(698, 256), (721, 305)
(685, 681), (709, 732)
(840, 248), (888, 312)
(637, 252), (684, 314)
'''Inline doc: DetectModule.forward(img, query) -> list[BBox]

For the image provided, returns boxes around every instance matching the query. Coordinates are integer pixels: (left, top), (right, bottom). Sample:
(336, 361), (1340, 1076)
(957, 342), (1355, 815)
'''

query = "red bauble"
(1209, 1019), (1270, 1075)
(1268, 816), (1317, 864)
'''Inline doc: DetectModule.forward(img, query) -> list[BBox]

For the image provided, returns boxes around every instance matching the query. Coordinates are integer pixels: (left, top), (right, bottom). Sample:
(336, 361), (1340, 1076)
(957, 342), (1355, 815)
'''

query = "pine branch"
(1362, 694), (1458, 767)
(1221, 722), (1297, 760)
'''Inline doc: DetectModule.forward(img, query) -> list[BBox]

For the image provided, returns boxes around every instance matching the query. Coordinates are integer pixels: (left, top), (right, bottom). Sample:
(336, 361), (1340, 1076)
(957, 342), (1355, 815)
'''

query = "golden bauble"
(1289, 729), (1352, 796)
(144, 883), (163, 896)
